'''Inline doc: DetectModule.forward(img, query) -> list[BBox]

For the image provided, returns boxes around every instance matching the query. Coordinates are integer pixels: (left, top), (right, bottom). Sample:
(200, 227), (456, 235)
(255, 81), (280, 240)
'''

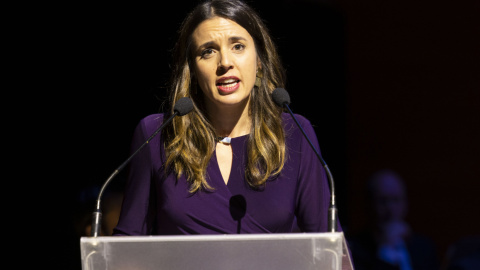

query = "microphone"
(229, 195), (247, 234)
(272, 88), (338, 232)
(90, 97), (194, 237)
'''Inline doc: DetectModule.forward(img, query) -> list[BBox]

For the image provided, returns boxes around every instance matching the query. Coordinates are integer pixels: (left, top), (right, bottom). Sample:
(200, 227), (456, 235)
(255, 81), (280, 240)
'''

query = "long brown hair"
(163, 0), (287, 192)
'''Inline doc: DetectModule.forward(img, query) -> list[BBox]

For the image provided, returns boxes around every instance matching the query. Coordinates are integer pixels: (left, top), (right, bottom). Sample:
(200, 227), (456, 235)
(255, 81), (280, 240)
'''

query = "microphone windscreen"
(272, 88), (291, 107)
(174, 97), (194, 116)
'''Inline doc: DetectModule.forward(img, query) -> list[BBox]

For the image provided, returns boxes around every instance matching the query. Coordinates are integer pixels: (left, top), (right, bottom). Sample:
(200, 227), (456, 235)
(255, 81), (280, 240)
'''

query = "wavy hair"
(162, 0), (287, 192)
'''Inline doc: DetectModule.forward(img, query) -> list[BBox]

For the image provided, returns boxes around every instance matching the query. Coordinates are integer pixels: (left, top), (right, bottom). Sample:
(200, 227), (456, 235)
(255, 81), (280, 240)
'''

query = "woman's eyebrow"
(197, 41), (215, 50)
(198, 36), (248, 49)
(229, 36), (247, 43)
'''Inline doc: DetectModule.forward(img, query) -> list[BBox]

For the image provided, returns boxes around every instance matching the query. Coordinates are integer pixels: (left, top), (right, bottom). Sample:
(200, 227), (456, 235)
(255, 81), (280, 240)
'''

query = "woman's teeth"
(218, 79), (238, 87)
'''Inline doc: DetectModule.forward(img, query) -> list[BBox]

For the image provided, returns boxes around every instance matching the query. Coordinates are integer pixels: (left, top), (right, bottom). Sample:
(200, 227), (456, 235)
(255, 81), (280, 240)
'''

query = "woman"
(113, 0), (341, 235)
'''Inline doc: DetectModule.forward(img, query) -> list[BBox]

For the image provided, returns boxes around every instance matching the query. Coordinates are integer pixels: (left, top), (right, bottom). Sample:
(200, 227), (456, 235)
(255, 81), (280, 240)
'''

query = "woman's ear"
(257, 58), (262, 71)
(255, 64), (263, 88)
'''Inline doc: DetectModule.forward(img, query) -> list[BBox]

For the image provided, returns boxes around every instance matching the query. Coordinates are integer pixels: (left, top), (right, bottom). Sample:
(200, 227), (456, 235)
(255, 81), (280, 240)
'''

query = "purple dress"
(113, 113), (340, 235)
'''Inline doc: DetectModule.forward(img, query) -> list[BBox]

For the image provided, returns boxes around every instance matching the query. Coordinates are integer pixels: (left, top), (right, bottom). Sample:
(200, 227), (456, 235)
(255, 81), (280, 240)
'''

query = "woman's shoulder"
(281, 112), (312, 127)
(135, 113), (166, 133)
(139, 113), (165, 125)
(281, 112), (317, 144)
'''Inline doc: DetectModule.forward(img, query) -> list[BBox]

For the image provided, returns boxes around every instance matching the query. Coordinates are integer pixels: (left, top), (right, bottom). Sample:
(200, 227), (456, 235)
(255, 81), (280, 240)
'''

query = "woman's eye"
(233, 44), (245, 51)
(201, 48), (214, 58)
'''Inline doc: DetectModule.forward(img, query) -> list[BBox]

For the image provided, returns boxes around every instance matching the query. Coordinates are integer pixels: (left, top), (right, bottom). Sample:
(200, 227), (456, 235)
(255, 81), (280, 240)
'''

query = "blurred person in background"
(348, 169), (439, 270)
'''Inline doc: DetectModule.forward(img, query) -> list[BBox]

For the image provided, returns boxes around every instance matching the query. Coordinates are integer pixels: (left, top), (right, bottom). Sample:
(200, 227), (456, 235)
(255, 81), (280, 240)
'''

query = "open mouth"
(216, 78), (240, 92)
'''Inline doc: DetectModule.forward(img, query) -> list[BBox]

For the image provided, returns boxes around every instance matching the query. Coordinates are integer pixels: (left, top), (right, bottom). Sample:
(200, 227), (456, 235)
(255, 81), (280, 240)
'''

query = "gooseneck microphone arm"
(90, 97), (193, 237)
(272, 88), (338, 232)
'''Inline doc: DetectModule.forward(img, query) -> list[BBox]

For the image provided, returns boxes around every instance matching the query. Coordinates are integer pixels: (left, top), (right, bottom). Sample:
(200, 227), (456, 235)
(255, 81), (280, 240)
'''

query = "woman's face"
(191, 16), (259, 110)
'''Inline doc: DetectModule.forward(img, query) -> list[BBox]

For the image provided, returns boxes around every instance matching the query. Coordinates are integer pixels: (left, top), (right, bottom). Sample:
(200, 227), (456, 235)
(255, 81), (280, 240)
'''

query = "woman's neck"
(206, 101), (251, 138)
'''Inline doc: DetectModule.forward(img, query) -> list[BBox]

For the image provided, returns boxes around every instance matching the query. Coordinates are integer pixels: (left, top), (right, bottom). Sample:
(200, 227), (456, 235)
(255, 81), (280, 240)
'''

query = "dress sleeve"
(293, 115), (341, 232)
(113, 115), (160, 235)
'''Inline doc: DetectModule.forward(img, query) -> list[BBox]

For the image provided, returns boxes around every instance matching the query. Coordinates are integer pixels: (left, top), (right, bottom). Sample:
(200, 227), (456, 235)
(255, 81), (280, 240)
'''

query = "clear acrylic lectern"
(81, 232), (353, 270)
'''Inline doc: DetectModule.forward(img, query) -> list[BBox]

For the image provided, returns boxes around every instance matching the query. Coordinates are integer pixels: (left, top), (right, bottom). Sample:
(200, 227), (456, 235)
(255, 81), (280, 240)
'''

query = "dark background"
(26, 0), (479, 268)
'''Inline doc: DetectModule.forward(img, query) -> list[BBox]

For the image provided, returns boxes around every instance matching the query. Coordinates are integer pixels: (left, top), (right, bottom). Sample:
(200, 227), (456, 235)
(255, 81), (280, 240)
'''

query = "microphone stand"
(283, 105), (338, 232)
(90, 111), (179, 237)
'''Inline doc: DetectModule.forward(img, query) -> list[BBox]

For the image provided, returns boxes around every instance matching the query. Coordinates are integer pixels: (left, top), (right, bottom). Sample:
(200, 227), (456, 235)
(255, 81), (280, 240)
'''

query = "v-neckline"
(215, 142), (233, 185)
(212, 135), (248, 189)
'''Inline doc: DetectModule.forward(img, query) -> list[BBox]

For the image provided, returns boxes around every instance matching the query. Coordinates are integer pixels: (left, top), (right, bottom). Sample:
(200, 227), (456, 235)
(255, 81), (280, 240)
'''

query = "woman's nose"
(218, 51), (234, 72)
